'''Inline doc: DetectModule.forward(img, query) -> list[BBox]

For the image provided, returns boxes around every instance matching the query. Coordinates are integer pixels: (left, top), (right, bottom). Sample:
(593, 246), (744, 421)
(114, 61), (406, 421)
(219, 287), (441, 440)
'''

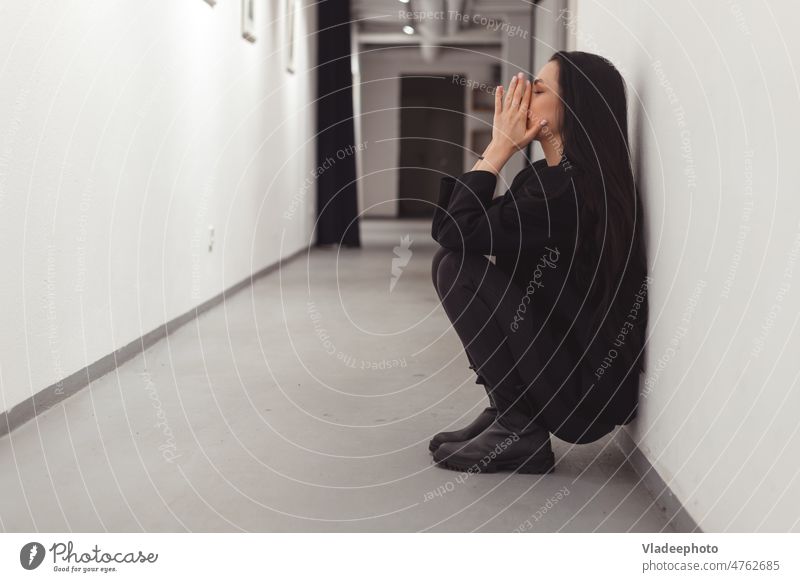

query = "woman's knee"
(431, 246), (458, 290)
(437, 250), (493, 302)
(434, 247), (469, 290)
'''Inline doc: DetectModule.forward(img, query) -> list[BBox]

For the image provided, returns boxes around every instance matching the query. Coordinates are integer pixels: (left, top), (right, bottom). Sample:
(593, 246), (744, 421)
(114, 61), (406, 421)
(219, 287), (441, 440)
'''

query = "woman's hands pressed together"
(494, 71), (550, 153)
(471, 71), (549, 175)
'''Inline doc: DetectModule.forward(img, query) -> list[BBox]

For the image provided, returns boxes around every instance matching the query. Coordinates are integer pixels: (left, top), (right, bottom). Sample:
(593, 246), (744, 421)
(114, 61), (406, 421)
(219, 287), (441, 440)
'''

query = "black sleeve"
(431, 175), (456, 241)
(431, 169), (576, 254)
(431, 172), (496, 242)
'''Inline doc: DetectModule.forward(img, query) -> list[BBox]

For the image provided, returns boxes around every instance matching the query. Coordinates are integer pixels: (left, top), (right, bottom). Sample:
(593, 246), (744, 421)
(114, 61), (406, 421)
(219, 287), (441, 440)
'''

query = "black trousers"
(431, 247), (540, 430)
(431, 246), (616, 442)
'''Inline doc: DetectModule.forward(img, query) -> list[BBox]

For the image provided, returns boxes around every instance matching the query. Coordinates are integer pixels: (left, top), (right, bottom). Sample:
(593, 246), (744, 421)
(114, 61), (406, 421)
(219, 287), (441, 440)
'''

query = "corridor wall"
(0, 1), (317, 422)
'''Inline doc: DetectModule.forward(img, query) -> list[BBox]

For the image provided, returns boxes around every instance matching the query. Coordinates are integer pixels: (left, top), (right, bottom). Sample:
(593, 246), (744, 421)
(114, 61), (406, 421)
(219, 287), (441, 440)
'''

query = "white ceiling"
(351, 0), (531, 43)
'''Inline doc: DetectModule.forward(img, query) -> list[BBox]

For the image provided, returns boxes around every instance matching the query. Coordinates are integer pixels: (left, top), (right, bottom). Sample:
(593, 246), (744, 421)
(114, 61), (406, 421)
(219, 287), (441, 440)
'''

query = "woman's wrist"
(471, 141), (514, 174)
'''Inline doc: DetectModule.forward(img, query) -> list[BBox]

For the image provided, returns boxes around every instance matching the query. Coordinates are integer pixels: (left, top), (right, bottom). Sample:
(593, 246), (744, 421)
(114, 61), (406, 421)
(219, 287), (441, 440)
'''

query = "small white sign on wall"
(284, 0), (296, 73)
(242, 0), (256, 42)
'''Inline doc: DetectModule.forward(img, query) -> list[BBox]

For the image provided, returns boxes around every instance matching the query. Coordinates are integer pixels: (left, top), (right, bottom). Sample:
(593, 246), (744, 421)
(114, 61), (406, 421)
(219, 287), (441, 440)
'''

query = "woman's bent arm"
(432, 169), (575, 254)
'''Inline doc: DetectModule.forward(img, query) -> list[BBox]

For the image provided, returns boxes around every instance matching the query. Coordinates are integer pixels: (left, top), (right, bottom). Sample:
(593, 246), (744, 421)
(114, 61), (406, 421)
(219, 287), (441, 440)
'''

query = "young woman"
(429, 51), (649, 474)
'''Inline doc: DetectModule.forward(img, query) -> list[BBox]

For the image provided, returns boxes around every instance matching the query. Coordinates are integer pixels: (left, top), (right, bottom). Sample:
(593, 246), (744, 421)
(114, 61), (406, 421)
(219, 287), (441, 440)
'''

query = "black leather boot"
(428, 405), (497, 453)
(432, 415), (555, 474)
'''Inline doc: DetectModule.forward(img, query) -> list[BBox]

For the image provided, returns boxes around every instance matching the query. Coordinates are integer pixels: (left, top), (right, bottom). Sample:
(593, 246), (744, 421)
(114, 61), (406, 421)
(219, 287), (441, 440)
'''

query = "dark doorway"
(397, 74), (465, 218)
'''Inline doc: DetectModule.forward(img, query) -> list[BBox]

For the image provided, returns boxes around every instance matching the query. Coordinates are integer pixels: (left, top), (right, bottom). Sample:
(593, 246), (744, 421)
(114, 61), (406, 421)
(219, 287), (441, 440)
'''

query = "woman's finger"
(511, 73), (526, 108)
(503, 76), (517, 110)
(519, 78), (532, 112)
(524, 117), (549, 143)
(494, 85), (503, 116)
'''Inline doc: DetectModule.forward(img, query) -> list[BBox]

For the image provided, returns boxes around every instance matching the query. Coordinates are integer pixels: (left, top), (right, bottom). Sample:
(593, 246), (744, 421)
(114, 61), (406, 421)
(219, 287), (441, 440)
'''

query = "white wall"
(0, 0), (317, 416)
(570, 0), (800, 531)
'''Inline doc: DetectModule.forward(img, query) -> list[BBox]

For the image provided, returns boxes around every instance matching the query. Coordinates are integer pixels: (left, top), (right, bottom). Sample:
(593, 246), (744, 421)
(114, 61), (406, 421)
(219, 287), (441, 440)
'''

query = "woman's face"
(530, 60), (562, 140)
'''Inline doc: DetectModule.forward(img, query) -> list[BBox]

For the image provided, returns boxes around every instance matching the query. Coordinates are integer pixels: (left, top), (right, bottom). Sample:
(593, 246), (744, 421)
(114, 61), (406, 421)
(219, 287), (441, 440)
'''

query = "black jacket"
(431, 158), (647, 440)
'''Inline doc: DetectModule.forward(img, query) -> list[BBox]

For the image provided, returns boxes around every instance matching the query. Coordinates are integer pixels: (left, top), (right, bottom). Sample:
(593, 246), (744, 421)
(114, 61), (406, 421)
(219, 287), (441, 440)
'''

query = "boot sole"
(434, 452), (556, 474)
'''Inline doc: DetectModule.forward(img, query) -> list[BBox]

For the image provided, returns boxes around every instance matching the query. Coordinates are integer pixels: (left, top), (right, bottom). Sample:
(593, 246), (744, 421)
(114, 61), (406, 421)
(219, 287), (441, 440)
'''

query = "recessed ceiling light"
(403, 25), (415, 35)
(398, 0), (410, 4)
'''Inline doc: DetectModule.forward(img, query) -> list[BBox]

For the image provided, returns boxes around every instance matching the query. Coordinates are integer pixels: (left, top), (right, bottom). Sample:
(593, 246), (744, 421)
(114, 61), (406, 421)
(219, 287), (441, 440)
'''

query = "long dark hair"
(549, 50), (648, 376)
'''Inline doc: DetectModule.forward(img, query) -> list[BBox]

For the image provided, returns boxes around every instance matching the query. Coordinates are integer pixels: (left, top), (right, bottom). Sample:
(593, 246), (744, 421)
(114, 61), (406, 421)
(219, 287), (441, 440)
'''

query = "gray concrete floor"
(0, 219), (678, 532)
